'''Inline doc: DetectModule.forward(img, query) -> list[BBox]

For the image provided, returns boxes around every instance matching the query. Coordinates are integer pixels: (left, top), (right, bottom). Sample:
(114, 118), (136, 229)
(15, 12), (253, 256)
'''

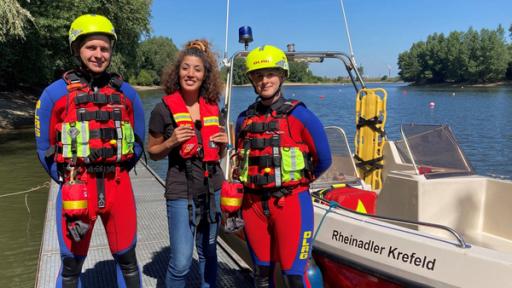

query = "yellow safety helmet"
(68, 14), (117, 49)
(245, 45), (289, 77)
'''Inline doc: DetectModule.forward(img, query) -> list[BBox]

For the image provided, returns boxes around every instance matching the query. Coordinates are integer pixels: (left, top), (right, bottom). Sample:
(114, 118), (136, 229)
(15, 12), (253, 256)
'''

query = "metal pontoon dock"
(35, 163), (253, 287)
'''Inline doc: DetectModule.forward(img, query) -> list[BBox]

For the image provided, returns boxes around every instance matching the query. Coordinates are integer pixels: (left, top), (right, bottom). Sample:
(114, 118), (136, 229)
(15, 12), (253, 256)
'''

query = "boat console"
(379, 124), (512, 252)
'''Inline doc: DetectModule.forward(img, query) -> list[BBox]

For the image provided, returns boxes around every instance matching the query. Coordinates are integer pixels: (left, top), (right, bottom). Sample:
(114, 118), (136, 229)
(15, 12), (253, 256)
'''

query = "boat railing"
(312, 194), (470, 249)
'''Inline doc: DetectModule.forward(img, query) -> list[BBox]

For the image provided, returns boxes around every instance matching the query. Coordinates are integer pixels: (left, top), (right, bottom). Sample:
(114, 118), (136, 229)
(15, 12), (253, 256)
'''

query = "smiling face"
(179, 55), (205, 94)
(79, 34), (112, 74)
(248, 68), (285, 99)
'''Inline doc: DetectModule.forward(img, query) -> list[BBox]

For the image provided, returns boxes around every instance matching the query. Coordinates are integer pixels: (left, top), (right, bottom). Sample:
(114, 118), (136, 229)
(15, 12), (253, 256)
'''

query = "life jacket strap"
(273, 100), (300, 117)
(109, 73), (124, 91)
(248, 155), (282, 167)
(76, 109), (123, 122)
(244, 137), (280, 149)
(85, 164), (126, 174)
(249, 174), (276, 186)
(88, 128), (118, 140)
(57, 146), (117, 160)
(74, 92), (122, 105)
(205, 164), (218, 224)
(184, 159), (197, 226)
(243, 121), (279, 133)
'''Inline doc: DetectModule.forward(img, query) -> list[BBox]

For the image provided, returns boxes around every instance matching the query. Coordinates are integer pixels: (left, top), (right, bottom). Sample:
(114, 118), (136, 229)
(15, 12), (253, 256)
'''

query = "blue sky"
(150, 0), (512, 77)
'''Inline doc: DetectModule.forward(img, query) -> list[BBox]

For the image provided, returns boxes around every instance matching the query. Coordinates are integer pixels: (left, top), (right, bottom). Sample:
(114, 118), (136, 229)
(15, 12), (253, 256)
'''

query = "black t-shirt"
(149, 102), (225, 200)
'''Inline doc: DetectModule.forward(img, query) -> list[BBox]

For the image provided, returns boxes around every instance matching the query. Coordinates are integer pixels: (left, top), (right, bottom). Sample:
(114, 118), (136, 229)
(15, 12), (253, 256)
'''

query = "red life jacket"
(236, 99), (312, 190)
(54, 70), (135, 166)
(162, 91), (220, 163)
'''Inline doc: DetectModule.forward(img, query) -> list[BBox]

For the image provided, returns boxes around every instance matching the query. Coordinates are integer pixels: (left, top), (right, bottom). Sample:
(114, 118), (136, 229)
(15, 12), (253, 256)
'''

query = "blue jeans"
(166, 191), (220, 288)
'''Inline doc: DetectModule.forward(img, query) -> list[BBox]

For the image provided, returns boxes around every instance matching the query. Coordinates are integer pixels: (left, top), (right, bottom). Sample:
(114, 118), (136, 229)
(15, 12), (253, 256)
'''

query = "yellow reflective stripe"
(61, 123), (72, 157)
(281, 147), (305, 182)
(173, 113), (192, 123)
(221, 197), (242, 207)
(62, 123), (72, 145)
(121, 122), (134, 154)
(76, 121), (90, 157)
(239, 149), (249, 183)
(203, 116), (219, 126)
(290, 148), (298, 180)
(63, 200), (88, 210)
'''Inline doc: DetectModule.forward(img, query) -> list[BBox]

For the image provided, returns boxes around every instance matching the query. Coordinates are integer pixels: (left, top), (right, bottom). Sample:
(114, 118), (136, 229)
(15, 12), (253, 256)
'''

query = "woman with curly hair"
(147, 39), (227, 288)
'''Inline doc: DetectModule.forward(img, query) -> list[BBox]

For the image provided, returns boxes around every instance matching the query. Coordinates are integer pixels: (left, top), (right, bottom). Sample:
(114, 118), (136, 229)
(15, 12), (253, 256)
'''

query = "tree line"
(0, 0), (180, 89)
(4, 1), (511, 89)
(222, 57), (329, 85)
(0, 0), (360, 89)
(398, 25), (512, 84)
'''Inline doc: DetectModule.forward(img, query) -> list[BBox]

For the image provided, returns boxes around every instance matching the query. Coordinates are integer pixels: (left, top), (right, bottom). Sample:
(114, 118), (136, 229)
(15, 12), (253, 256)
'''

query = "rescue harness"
(46, 69), (139, 241)
(236, 98), (314, 215)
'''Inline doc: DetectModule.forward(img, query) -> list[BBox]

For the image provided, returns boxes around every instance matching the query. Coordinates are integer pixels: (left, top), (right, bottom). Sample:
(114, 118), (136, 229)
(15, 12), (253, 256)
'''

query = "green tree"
(398, 41), (425, 82)
(506, 25), (512, 80)
(477, 26), (508, 82)
(221, 57), (249, 85)
(0, 0), (151, 88)
(288, 61), (317, 82)
(0, 0), (34, 42)
(136, 36), (178, 84)
(134, 69), (158, 86)
(444, 31), (467, 82)
(397, 26), (509, 83)
(425, 33), (448, 82)
(461, 28), (481, 82)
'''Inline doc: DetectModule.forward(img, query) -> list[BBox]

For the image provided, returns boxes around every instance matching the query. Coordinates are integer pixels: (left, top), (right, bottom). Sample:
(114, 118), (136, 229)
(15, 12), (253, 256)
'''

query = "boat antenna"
(339, 0), (357, 66)
(222, 0), (231, 67)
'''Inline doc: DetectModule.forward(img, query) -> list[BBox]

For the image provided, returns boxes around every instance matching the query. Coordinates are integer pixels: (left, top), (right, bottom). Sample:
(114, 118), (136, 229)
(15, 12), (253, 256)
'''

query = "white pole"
(339, 0), (357, 66)
(223, 0), (231, 66)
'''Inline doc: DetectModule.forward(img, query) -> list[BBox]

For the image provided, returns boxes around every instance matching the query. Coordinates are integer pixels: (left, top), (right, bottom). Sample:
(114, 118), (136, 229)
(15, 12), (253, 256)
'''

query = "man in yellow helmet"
(35, 14), (144, 287)
(233, 45), (331, 287)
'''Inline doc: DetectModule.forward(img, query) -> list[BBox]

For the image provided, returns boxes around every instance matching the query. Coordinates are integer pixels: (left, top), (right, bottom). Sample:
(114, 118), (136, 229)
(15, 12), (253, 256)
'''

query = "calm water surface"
(1, 83), (511, 286)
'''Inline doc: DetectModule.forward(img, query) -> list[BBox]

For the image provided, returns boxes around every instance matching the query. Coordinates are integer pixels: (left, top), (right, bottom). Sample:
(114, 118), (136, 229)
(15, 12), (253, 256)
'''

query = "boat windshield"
(310, 126), (361, 190)
(395, 124), (475, 179)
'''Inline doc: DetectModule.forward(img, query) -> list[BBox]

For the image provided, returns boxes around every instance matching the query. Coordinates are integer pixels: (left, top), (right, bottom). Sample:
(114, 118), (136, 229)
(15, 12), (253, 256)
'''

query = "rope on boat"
(311, 201), (340, 248)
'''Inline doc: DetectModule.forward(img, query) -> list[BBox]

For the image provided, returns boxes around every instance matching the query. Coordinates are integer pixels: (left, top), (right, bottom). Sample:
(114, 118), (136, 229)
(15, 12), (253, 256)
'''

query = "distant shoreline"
(233, 81), (406, 87)
(133, 85), (163, 92)
(2, 80), (509, 133)
(408, 80), (512, 88)
(132, 81), (512, 92)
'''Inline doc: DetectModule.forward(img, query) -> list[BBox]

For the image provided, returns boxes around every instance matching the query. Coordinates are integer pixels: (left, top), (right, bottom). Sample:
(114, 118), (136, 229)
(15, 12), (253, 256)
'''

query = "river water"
(0, 83), (511, 287)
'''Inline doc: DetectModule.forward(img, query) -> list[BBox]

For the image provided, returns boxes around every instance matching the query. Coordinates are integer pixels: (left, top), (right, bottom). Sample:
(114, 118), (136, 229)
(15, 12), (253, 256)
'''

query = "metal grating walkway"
(35, 163), (253, 287)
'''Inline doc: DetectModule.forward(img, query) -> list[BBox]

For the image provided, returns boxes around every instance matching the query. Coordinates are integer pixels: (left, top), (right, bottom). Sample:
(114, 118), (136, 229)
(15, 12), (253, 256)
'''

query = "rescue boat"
(220, 47), (512, 287)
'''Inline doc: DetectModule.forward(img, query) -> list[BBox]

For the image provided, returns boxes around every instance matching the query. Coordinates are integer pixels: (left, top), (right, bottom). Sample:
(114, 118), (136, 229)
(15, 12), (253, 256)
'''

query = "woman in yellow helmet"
(232, 45), (332, 287)
(35, 14), (144, 287)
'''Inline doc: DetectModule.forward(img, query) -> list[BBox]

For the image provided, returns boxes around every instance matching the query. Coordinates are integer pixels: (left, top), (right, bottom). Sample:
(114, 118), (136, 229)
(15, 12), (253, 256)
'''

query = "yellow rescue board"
(354, 88), (387, 190)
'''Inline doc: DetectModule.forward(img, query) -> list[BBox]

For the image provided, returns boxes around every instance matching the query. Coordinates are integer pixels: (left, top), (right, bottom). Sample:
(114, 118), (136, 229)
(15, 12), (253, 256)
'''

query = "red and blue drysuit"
(35, 71), (145, 287)
(235, 97), (331, 288)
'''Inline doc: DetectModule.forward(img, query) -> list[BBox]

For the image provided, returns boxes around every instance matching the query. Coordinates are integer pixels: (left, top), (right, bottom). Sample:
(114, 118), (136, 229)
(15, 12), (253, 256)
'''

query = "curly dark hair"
(161, 39), (223, 103)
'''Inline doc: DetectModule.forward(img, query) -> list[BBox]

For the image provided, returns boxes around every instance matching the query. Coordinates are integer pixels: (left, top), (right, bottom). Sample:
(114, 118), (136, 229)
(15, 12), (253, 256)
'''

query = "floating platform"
(35, 163), (252, 287)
